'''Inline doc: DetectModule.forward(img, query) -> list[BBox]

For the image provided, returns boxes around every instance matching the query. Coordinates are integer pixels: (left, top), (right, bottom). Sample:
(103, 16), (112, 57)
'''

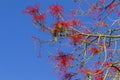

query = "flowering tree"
(23, 0), (120, 80)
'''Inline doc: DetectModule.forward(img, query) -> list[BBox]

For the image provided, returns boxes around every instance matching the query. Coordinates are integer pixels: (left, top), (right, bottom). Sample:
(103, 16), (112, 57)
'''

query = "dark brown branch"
(105, 0), (116, 9)
(111, 64), (120, 72)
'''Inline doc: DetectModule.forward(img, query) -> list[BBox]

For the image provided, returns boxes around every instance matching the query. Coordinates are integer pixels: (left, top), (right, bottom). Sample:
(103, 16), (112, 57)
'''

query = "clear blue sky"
(0, 0), (75, 80)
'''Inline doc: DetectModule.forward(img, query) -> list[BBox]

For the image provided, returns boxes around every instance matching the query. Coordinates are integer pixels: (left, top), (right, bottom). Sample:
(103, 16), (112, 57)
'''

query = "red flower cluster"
(70, 34), (83, 44)
(99, 0), (105, 4)
(118, 10), (120, 16)
(63, 72), (77, 80)
(89, 3), (102, 20)
(33, 14), (45, 22)
(106, 2), (116, 13)
(22, 3), (39, 15)
(108, 3), (114, 9)
(92, 69), (103, 75)
(23, 3), (45, 24)
(51, 21), (69, 38)
(95, 61), (114, 75)
(49, 5), (63, 15)
(68, 19), (82, 27)
(77, 68), (91, 80)
(88, 47), (100, 55)
(92, 69), (103, 80)
(50, 51), (74, 73)
(77, 68), (91, 74)
(53, 21), (69, 28)
(98, 21), (107, 27)
(95, 60), (101, 65)
(78, 68), (104, 80)
(103, 61), (112, 67)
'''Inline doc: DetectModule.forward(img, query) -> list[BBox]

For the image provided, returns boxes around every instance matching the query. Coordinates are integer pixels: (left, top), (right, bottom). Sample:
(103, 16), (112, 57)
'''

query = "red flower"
(49, 51), (74, 73)
(99, 0), (105, 4)
(33, 14), (45, 22)
(49, 5), (63, 15)
(118, 10), (120, 16)
(70, 34), (83, 44)
(68, 19), (82, 27)
(103, 61), (112, 67)
(77, 68), (91, 74)
(53, 21), (69, 28)
(63, 72), (77, 80)
(22, 3), (39, 15)
(92, 69), (103, 75)
(95, 60), (101, 65)
(95, 75), (103, 80)
(108, 3), (114, 9)
(92, 69), (103, 80)
(51, 21), (69, 38)
(98, 21), (107, 27)
(77, 68), (91, 80)
(88, 47), (100, 55)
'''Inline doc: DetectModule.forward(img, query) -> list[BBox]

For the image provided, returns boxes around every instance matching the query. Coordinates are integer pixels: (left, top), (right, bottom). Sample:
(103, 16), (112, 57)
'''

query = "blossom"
(98, 21), (107, 27)
(94, 75), (103, 80)
(77, 68), (91, 74)
(70, 10), (77, 15)
(92, 69), (103, 75)
(78, 68), (103, 80)
(70, 34), (83, 44)
(95, 60), (101, 65)
(88, 47), (100, 55)
(22, 3), (39, 15)
(118, 10), (120, 16)
(99, 0), (105, 4)
(53, 21), (69, 28)
(103, 61), (112, 67)
(51, 21), (69, 39)
(49, 5), (63, 15)
(52, 21), (69, 35)
(49, 51), (74, 73)
(89, 3), (102, 20)
(68, 19), (82, 27)
(92, 69), (103, 80)
(106, 2), (116, 13)
(33, 14), (45, 22)
(108, 3), (114, 9)
(63, 72), (77, 80)
(77, 68), (91, 80)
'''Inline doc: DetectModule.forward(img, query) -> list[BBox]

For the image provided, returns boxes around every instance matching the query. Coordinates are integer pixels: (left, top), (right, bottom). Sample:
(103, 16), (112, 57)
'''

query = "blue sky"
(0, 0), (56, 80)
(0, 0), (77, 80)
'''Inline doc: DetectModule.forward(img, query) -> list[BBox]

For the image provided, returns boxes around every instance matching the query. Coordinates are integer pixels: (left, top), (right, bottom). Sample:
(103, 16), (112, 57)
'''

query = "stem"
(111, 65), (120, 72)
